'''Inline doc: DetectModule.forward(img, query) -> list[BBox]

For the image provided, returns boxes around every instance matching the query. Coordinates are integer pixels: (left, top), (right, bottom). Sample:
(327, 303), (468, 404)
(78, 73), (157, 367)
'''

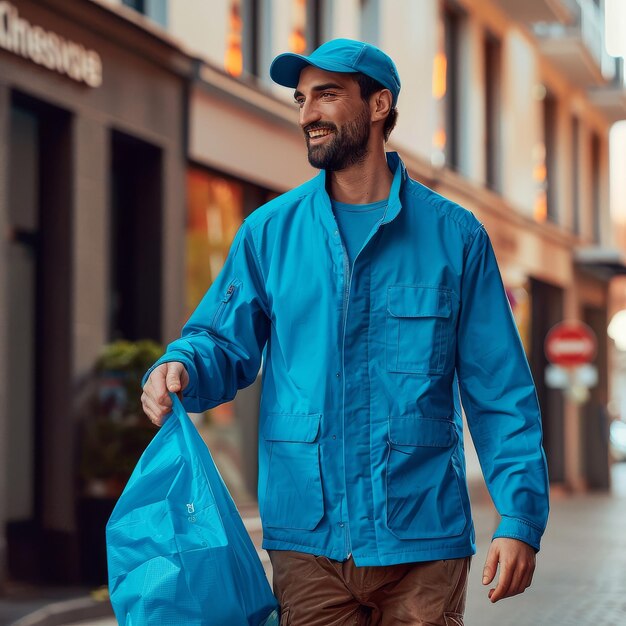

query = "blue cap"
(270, 38), (401, 106)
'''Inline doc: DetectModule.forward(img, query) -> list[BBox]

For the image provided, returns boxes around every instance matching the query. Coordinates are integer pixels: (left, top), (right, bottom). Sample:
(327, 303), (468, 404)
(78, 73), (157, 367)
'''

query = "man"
(142, 39), (549, 625)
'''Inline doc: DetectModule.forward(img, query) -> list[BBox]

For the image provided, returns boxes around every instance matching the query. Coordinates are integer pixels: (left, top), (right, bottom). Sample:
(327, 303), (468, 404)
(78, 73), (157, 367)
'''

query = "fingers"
(165, 362), (188, 393)
(485, 538), (537, 603)
(482, 543), (499, 586)
(142, 362), (182, 426)
(519, 557), (536, 593)
(141, 383), (171, 427)
(491, 559), (534, 602)
(488, 560), (513, 603)
(141, 391), (167, 427)
(147, 363), (169, 400)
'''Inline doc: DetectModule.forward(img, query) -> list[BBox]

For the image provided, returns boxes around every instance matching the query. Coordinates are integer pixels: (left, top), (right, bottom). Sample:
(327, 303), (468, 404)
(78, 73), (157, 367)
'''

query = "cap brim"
(269, 53), (356, 89)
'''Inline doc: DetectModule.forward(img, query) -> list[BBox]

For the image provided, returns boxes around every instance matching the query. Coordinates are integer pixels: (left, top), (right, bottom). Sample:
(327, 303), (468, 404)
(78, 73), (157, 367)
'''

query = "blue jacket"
(146, 152), (549, 566)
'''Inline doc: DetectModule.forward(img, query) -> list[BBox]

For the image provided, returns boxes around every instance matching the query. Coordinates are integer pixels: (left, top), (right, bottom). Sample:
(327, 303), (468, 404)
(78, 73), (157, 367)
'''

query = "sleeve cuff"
(492, 516), (544, 552)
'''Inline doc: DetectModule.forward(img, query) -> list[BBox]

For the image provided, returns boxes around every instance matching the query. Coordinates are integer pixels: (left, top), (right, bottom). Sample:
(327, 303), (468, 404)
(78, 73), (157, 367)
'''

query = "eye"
(294, 97), (305, 107)
(321, 92), (335, 99)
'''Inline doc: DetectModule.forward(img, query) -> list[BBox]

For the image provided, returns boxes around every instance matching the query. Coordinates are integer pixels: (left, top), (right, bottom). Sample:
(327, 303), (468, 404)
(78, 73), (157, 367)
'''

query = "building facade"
(0, 0), (196, 583)
(1, 0), (626, 584)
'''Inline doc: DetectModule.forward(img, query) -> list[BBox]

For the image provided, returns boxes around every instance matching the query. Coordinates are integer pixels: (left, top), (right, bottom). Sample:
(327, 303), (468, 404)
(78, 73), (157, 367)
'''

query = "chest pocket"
(386, 285), (452, 375)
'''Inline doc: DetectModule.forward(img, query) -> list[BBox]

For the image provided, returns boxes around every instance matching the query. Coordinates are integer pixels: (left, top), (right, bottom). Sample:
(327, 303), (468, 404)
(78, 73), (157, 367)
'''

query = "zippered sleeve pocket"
(209, 278), (242, 331)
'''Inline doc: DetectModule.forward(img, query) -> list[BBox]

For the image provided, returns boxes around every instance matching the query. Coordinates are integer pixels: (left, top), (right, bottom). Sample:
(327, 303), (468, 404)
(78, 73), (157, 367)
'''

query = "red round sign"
(544, 321), (597, 367)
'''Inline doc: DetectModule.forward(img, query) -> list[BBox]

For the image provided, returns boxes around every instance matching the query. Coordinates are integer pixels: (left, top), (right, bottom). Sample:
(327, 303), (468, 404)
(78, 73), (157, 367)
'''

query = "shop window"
(186, 169), (276, 313)
(289, 0), (327, 54)
(290, 0), (307, 53)
(185, 167), (277, 505)
(226, 0), (270, 79)
(543, 93), (558, 224)
(591, 132), (602, 242)
(505, 281), (532, 357)
(443, 4), (463, 171)
(122, 0), (145, 12)
(484, 31), (502, 193)
(186, 170), (244, 316)
(360, 0), (380, 44)
(572, 116), (581, 235)
(242, 0), (260, 76)
(431, 17), (447, 169)
(186, 169), (277, 314)
(121, 0), (167, 28)
(225, 0), (244, 77)
(306, 0), (327, 51)
(109, 131), (162, 342)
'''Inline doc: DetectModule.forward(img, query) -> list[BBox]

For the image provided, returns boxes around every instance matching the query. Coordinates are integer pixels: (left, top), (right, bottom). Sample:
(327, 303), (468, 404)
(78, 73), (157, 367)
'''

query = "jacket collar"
(314, 151), (405, 225)
(381, 152), (404, 224)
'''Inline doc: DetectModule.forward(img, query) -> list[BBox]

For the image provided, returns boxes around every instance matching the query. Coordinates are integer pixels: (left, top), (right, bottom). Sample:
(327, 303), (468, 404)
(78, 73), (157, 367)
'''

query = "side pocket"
(262, 414), (324, 530)
(385, 417), (466, 539)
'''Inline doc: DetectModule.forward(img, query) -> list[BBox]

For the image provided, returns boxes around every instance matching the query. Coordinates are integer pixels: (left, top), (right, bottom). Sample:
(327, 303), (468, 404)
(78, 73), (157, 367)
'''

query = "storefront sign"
(0, 1), (102, 87)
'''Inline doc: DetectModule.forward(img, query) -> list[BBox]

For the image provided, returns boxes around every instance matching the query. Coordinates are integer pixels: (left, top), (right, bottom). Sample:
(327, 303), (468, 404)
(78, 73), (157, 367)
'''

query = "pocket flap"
(388, 417), (455, 447)
(387, 286), (451, 318)
(263, 413), (322, 442)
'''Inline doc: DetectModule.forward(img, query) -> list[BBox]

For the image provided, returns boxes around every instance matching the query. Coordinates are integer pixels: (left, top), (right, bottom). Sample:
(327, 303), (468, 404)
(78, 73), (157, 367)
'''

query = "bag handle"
(168, 392), (231, 514)
(168, 392), (202, 466)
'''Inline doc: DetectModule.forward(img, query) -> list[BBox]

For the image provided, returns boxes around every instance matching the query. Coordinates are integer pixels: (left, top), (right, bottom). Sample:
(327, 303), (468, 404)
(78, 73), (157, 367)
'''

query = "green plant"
(79, 339), (164, 494)
(95, 339), (164, 417)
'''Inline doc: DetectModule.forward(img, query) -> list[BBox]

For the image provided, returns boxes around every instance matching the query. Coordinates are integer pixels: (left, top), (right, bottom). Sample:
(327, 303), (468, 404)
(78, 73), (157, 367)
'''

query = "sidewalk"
(1, 513), (269, 626)
(0, 585), (116, 626)
(465, 465), (626, 625)
(6, 467), (626, 625)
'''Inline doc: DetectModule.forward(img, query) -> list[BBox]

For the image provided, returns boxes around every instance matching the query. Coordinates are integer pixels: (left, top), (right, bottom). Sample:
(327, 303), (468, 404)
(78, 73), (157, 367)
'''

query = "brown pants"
(269, 550), (471, 626)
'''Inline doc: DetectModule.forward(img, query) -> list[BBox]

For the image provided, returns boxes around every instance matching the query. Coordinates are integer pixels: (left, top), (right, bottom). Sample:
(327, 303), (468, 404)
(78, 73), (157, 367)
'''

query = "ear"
(371, 89), (393, 122)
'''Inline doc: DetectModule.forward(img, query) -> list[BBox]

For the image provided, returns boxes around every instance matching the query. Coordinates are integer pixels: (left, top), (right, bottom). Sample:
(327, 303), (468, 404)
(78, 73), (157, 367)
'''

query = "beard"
(305, 105), (371, 171)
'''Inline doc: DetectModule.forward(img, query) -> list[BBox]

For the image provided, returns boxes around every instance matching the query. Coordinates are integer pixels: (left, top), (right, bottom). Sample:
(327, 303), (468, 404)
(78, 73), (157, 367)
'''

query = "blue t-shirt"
(331, 198), (388, 266)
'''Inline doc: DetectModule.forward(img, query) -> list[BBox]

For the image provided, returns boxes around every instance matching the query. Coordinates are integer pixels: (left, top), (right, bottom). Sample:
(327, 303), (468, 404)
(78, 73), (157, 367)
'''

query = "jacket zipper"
(339, 238), (353, 559)
(210, 280), (237, 330)
(338, 219), (386, 560)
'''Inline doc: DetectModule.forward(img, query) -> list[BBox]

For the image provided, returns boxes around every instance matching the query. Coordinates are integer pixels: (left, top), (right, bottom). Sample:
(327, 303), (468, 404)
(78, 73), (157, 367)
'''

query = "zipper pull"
(222, 283), (236, 302)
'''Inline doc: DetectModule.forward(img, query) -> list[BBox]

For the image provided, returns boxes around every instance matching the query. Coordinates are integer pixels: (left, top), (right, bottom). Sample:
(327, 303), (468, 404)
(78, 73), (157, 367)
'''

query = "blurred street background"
(2, 0), (626, 624)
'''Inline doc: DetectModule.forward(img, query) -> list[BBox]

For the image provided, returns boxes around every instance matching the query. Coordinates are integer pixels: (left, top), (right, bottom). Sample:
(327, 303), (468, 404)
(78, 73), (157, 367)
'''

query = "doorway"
(530, 278), (566, 484)
(109, 130), (163, 342)
(582, 305), (610, 490)
(5, 92), (73, 581)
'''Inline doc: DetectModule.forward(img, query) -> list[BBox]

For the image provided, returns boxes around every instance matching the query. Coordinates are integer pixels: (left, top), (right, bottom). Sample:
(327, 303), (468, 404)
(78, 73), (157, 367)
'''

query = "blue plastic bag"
(106, 393), (278, 625)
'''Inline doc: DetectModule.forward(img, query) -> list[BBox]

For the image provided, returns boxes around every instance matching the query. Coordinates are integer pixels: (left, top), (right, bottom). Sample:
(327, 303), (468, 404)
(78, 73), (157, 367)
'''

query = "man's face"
(294, 66), (372, 171)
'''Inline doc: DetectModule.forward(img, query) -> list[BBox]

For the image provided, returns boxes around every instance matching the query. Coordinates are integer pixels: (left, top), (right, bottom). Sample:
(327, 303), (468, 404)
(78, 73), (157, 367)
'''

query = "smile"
(308, 128), (334, 139)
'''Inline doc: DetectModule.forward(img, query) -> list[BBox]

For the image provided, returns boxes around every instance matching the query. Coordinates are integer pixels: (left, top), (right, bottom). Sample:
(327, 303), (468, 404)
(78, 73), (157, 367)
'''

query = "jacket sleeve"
(143, 220), (271, 413)
(455, 224), (550, 551)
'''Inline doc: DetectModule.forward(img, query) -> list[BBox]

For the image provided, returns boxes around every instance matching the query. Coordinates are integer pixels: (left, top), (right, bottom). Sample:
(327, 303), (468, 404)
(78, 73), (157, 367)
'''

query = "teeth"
(309, 129), (332, 138)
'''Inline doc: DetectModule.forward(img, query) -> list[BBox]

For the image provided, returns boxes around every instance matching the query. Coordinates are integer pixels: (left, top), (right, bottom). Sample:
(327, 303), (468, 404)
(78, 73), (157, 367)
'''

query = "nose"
(299, 98), (321, 130)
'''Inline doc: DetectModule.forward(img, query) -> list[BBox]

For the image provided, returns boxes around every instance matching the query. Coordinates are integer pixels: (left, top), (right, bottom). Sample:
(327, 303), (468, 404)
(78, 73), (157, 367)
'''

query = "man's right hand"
(141, 362), (190, 427)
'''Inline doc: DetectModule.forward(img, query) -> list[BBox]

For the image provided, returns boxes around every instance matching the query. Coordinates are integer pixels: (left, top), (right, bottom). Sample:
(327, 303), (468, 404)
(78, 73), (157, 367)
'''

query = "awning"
(575, 246), (626, 279)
